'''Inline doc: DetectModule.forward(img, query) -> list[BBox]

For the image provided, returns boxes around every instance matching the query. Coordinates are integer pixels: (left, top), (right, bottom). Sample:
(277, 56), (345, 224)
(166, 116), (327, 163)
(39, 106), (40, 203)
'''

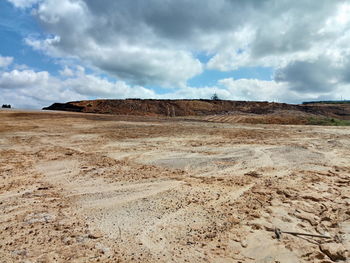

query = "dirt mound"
(43, 99), (350, 119)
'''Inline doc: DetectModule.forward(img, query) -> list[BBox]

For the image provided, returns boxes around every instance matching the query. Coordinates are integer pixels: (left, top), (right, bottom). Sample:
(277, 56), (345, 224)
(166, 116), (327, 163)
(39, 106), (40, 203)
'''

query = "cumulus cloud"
(0, 65), (156, 108)
(0, 68), (82, 108)
(159, 86), (230, 101)
(218, 78), (287, 102)
(59, 66), (74, 77)
(7, 0), (41, 8)
(274, 57), (340, 93)
(63, 66), (157, 98)
(20, 0), (268, 87)
(1, 63), (349, 109)
(219, 78), (350, 103)
(0, 69), (50, 89)
(5, 0), (350, 105)
(0, 56), (14, 68)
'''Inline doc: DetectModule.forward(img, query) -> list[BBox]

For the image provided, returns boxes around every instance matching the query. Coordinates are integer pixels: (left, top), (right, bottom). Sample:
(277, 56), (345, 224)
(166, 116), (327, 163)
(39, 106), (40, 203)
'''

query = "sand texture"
(0, 110), (349, 262)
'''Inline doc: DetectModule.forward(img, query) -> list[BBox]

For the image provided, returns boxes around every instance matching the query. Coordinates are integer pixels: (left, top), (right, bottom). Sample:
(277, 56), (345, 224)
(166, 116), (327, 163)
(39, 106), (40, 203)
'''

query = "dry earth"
(0, 110), (349, 262)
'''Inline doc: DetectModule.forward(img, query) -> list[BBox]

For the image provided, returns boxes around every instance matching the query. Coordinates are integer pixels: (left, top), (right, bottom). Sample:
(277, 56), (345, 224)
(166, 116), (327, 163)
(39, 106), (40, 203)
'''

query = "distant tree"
(211, 93), (220, 101)
(2, 104), (11, 108)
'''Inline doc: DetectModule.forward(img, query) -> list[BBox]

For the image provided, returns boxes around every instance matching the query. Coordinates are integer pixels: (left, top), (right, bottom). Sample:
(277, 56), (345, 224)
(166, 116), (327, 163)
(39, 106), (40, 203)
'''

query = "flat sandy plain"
(0, 110), (349, 262)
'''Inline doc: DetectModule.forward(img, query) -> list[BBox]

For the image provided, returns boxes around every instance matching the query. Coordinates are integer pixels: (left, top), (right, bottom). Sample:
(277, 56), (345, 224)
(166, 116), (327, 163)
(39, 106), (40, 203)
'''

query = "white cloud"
(59, 66), (74, 77)
(25, 35), (61, 56)
(0, 70), (81, 109)
(64, 66), (157, 98)
(0, 56), (14, 68)
(0, 65), (157, 108)
(0, 69), (49, 89)
(1, 62), (349, 109)
(218, 78), (350, 104)
(6, 0), (350, 103)
(159, 86), (230, 100)
(7, 0), (41, 8)
(218, 78), (286, 102)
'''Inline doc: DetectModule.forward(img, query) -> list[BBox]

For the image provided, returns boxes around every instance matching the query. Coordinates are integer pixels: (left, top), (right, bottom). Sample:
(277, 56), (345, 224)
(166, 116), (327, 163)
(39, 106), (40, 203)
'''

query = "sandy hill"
(43, 99), (350, 117)
(43, 99), (350, 125)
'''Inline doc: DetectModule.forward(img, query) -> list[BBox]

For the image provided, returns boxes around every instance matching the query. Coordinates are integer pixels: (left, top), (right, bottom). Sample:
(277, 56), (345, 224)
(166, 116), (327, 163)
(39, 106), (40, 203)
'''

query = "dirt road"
(0, 110), (349, 262)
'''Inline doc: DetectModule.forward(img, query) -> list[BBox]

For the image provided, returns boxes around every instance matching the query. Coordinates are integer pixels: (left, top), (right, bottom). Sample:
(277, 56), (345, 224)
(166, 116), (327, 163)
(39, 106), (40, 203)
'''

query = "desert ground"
(0, 110), (349, 262)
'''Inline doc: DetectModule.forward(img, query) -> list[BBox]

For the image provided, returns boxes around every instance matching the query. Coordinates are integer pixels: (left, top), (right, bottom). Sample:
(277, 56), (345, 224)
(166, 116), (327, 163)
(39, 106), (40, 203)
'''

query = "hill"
(43, 99), (350, 125)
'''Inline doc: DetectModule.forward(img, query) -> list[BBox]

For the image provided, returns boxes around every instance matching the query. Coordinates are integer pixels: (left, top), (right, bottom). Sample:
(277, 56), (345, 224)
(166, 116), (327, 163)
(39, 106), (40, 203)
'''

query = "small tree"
(211, 93), (220, 100)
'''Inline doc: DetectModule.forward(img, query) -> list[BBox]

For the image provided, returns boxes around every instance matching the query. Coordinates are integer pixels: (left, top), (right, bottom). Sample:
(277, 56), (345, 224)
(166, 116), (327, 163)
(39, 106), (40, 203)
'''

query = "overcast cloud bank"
(2, 0), (350, 108)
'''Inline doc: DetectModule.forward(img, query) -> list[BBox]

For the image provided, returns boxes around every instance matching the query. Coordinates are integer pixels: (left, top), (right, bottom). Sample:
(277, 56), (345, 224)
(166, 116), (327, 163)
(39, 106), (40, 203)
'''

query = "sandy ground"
(0, 110), (349, 263)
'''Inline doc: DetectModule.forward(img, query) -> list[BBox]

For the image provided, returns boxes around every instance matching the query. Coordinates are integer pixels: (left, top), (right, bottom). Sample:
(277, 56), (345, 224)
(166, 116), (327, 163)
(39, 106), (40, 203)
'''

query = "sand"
(0, 110), (349, 262)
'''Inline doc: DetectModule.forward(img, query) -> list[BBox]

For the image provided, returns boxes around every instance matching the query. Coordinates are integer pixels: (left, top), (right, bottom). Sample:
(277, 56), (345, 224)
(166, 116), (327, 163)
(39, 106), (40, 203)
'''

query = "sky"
(1, 0), (350, 109)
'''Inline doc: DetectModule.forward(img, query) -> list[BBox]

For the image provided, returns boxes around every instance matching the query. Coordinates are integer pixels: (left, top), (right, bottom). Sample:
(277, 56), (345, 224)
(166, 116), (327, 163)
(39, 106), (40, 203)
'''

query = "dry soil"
(0, 110), (349, 262)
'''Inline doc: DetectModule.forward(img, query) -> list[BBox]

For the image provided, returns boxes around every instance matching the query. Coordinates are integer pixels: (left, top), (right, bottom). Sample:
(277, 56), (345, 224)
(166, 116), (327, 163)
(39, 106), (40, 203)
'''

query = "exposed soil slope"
(43, 99), (350, 121)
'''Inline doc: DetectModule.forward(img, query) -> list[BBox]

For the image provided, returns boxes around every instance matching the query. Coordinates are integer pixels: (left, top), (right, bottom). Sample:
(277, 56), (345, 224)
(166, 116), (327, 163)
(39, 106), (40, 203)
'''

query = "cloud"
(0, 69), (49, 89)
(274, 57), (341, 93)
(1, 63), (349, 109)
(63, 67), (157, 98)
(0, 65), (157, 108)
(6, 0), (350, 103)
(218, 78), (287, 102)
(59, 66), (74, 77)
(20, 0), (269, 87)
(25, 35), (61, 55)
(7, 0), (41, 8)
(219, 77), (350, 103)
(26, 2), (348, 76)
(250, 2), (337, 57)
(0, 68), (83, 108)
(159, 86), (230, 101)
(207, 1), (349, 70)
(0, 68), (82, 108)
(0, 56), (14, 68)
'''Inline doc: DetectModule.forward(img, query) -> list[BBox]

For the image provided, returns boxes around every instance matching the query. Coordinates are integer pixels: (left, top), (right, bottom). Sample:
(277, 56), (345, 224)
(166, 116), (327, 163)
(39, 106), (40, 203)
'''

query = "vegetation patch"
(307, 117), (350, 126)
(303, 100), (350, 105)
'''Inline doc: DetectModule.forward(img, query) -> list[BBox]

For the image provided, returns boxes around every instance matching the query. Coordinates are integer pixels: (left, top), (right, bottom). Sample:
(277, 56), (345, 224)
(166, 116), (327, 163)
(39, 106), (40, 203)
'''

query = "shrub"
(211, 93), (220, 101)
